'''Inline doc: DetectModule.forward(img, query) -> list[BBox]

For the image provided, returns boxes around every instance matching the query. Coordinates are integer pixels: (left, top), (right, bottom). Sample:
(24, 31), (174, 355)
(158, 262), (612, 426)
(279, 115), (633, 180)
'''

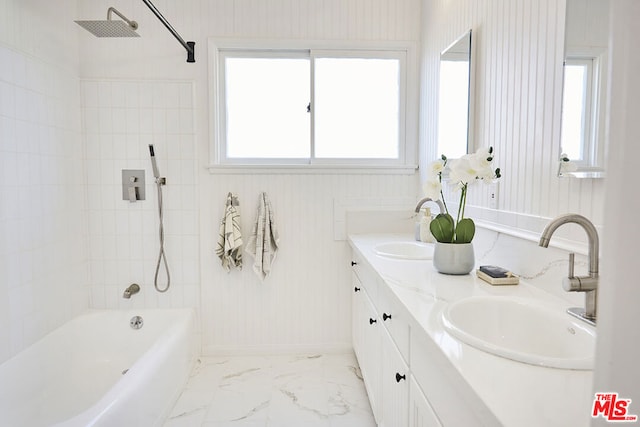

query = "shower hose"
(154, 177), (170, 292)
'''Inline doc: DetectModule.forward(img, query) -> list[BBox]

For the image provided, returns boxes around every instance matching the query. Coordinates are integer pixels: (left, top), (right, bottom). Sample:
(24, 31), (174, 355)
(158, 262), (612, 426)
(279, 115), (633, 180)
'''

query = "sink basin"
(373, 242), (434, 260)
(441, 296), (595, 370)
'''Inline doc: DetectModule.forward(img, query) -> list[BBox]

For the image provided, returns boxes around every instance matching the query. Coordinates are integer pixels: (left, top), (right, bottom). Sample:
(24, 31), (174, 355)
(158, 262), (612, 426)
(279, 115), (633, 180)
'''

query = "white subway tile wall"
(81, 79), (199, 312)
(0, 0), (86, 364)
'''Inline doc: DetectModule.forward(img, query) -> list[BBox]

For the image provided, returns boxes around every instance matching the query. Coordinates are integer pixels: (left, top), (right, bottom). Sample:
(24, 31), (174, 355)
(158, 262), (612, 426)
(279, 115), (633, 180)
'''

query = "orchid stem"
(456, 185), (465, 226)
(461, 184), (467, 219)
(440, 189), (449, 215)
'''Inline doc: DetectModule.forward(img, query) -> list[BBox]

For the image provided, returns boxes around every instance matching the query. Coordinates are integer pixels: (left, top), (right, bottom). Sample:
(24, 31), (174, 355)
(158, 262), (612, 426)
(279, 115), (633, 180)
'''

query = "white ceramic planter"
(433, 242), (475, 275)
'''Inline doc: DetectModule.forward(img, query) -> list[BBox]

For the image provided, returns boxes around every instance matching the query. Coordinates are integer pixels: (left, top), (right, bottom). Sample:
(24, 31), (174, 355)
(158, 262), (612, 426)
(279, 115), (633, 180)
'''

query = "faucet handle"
(568, 253), (575, 278)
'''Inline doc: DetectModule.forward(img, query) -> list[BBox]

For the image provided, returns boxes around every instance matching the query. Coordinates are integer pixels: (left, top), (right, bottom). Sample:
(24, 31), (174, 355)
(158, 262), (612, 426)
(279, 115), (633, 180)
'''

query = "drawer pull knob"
(395, 373), (406, 383)
(369, 318), (377, 325)
(383, 313), (392, 321)
(354, 287), (361, 292)
(351, 261), (358, 266)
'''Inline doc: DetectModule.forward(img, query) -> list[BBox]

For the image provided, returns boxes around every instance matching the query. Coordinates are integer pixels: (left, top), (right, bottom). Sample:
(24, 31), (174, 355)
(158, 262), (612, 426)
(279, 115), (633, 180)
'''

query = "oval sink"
(373, 242), (434, 260)
(441, 296), (595, 370)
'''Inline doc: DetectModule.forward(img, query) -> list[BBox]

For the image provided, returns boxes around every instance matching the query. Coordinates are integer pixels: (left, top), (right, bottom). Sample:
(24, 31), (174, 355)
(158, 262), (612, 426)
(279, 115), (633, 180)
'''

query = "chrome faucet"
(123, 283), (140, 299)
(414, 197), (445, 215)
(538, 214), (599, 326)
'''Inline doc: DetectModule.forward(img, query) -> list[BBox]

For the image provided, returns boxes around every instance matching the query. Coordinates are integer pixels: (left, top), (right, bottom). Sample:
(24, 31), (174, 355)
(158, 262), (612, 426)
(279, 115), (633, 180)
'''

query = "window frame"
(561, 58), (595, 166)
(560, 49), (608, 173)
(208, 39), (418, 172)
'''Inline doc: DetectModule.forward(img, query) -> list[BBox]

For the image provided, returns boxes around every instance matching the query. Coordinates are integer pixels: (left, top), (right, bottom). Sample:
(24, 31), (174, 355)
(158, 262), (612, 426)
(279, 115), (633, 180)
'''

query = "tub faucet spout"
(123, 283), (140, 299)
(538, 214), (599, 326)
(414, 197), (445, 215)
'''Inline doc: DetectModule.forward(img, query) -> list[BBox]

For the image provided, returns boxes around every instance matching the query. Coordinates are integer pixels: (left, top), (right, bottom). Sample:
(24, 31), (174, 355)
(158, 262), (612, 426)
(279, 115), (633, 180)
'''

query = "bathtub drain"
(130, 315), (144, 330)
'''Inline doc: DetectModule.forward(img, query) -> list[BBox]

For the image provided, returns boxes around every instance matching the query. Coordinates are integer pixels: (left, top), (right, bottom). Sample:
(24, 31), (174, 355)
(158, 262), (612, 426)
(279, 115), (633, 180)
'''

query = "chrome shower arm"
(107, 7), (138, 30)
(141, 0), (195, 63)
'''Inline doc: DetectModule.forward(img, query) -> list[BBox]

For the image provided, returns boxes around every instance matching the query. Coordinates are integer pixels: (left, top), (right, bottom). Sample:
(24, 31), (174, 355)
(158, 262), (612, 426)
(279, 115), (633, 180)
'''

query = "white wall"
(0, 0), (88, 364)
(565, 0), (609, 51)
(593, 1), (640, 420)
(420, 0), (606, 238)
(76, 0), (422, 354)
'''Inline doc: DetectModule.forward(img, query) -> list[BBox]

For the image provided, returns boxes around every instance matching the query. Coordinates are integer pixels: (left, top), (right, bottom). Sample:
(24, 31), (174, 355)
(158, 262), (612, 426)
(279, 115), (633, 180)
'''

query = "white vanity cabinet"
(351, 258), (442, 427)
(350, 235), (587, 427)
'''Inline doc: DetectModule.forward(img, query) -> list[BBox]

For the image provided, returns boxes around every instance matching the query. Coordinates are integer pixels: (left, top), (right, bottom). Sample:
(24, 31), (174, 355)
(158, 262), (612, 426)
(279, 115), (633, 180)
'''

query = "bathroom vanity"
(349, 234), (594, 427)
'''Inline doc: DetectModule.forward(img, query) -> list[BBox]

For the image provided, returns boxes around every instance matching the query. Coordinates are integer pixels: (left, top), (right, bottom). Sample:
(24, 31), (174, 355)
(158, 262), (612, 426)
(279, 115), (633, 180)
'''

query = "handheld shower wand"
(149, 144), (159, 178)
(149, 145), (165, 185)
(149, 145), (170, 293)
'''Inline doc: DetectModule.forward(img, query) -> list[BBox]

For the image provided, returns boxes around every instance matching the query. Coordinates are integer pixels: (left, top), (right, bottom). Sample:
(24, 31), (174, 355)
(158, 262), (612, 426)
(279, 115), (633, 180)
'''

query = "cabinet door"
(381, 328), (409, 427)
(409, 376), (442, 427)
(352, 273), (382, 423)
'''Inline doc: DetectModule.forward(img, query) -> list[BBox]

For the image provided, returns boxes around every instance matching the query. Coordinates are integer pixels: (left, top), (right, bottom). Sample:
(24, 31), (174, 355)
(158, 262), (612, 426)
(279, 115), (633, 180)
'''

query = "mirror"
(559, 0), (609, 178)
(437, 30), (472, 159)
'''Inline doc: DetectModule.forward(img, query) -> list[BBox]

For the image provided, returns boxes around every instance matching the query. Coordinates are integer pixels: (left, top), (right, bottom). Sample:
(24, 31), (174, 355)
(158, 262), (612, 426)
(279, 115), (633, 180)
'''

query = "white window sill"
(206, 164), (418, 175)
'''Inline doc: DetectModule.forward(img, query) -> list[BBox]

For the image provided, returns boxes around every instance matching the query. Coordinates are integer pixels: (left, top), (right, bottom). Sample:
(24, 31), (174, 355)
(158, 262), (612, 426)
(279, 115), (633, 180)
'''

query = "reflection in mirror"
(559, 0), (609, 178)
(437, 30), (472, 159)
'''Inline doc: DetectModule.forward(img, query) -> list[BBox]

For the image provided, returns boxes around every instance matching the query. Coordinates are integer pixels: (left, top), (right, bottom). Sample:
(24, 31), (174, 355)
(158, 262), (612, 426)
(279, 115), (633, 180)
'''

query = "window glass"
(225, 57), (310, 158)
(314, 58), (400, 159)
(561, 62), (589, 161)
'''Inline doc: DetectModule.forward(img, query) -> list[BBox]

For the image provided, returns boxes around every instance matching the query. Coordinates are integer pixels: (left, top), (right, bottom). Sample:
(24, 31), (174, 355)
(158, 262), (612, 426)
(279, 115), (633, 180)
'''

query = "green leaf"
(430, 213), (455, 243)
(455, 218), (476, 244)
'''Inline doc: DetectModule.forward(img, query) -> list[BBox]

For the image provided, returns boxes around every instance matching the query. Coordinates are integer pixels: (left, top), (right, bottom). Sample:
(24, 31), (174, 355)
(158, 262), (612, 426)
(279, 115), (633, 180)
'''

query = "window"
(210, 43), (411, 168)
(560, 56), (605, 169)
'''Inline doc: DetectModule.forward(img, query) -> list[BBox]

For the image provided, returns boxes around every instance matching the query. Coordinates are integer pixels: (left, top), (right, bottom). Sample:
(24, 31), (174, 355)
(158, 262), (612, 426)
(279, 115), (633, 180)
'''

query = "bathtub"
(0, 308), (197, 427)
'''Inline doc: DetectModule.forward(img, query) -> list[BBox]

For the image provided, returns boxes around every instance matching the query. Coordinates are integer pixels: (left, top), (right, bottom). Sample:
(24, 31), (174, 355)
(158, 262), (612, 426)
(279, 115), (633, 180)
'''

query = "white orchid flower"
(428, 158), (445, 178)
(423, 178), (442, 201)
(448, 156), (478, 186)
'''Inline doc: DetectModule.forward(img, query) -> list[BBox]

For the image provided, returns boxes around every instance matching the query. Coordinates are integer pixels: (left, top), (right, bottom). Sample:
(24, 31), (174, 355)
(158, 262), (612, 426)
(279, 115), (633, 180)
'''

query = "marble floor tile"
(164, 353), (375, 427)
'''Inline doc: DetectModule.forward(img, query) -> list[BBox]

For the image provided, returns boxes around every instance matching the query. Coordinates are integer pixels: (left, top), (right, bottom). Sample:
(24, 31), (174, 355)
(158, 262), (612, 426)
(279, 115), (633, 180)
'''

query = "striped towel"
(245, 192), (279, 280)
(216, 192), (243, 272)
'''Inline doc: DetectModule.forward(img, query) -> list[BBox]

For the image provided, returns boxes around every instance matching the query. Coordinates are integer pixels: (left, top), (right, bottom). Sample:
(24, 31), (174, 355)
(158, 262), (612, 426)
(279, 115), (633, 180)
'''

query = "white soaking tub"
(0, 309), (197, 427)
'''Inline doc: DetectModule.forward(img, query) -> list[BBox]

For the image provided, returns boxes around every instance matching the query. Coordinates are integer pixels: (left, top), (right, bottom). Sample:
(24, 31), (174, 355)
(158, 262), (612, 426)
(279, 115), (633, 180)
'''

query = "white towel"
(216, 192), (243, 272)
(245, 192), (279, 280)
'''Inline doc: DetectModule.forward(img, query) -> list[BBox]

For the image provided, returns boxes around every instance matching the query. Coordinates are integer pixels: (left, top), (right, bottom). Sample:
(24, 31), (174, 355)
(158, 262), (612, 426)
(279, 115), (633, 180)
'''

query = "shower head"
(75, 7), (139, 38)
(149, 145), (160, 179)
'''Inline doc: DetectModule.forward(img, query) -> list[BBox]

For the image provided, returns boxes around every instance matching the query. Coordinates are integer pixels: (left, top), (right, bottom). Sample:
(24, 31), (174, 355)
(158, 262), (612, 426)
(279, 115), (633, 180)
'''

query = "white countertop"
(349, 233), (594, 427)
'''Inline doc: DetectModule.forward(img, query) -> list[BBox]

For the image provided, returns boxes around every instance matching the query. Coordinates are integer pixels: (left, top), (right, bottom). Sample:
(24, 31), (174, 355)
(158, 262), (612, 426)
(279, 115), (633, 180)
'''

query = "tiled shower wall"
(0, 0), (87, 364)
(81, 79), (199, 310)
